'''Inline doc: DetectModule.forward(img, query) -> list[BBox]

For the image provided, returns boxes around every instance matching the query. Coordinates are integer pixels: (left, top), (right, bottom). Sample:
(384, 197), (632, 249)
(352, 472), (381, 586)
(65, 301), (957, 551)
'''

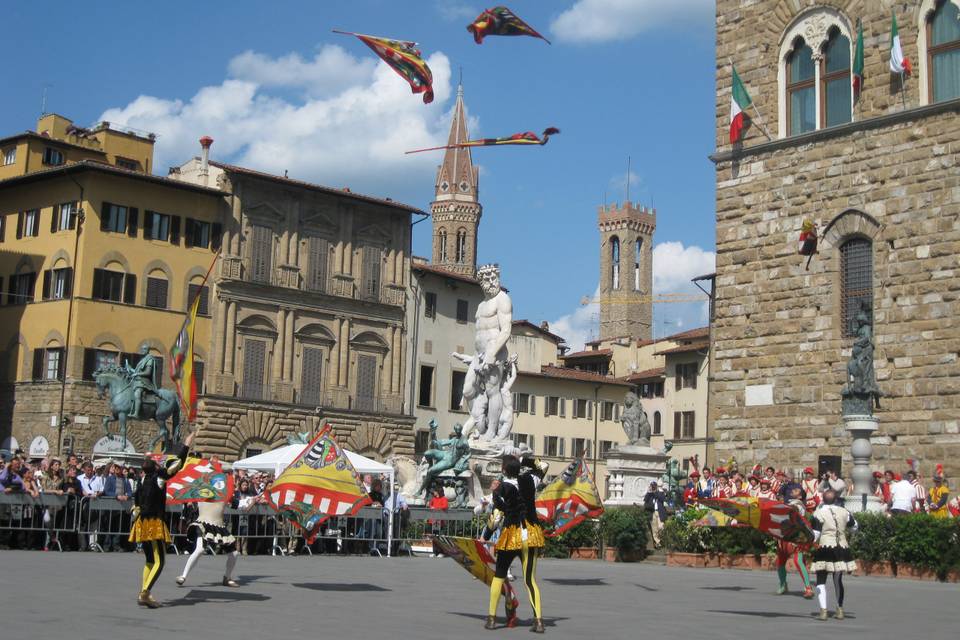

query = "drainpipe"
(593, 384), (600, 472)
(57, 169), (85, 455)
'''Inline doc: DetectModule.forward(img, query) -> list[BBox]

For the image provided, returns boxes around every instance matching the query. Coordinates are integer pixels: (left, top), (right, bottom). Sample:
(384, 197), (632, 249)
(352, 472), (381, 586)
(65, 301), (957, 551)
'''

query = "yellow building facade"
(0, 115), (222, 456)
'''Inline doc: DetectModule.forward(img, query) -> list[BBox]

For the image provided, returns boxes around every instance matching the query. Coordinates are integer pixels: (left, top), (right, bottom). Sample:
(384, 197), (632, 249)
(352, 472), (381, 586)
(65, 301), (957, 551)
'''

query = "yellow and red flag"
(166, 457), (234, 504)
(169, 252), (218, 422)
(434, 535), (520, 612)
(335, 30), (434, 103)
(467, 6), (550, 45)
(406, 127), (559, 155)
(535, 458), (604, 536)
(268, 424), (371, 542)
(699, 496), (814, 545)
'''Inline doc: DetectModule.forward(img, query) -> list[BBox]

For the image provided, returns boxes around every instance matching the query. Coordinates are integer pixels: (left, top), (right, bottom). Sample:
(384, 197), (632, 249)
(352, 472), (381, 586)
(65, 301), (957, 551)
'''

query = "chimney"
(199, 136), (214, 186)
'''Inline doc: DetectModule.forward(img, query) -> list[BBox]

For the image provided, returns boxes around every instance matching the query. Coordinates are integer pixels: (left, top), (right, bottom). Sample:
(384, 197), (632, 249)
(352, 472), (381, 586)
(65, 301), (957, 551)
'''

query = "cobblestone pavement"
(1, 551), (955, 640)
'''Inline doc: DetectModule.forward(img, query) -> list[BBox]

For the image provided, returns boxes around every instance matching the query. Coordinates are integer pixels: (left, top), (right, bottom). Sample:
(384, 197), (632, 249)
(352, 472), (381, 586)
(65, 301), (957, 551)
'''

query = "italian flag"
(729, 65), (752, 144)
(889, 11), (912, 75)
(853, 19), (864, 100)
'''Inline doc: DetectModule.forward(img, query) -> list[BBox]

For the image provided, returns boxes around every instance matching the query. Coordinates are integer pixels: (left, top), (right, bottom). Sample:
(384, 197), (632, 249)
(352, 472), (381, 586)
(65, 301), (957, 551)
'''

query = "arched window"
(634, 239), (642, 291)
(653, 411), (661, 436)
(455, 229), (466, 263)
(840, 237), (872, 337)
(787, 38), (816, 135)
(437, 229), (448, 262)
(822, 28), (851, 127)
(611, 236), (620, 290)
(928, 0), (960, 103)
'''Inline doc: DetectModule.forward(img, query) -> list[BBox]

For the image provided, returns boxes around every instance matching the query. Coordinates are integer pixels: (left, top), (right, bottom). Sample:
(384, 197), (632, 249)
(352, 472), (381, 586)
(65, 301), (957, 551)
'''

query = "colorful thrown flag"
(692, 506), (744, 528)
(166, 457), (235, 504)
(433, 535), (520, 614)
(889, 11), (912, 75)
(335, 30), (434, 103)
(268, 424), (371, 542)
(798, 218), (818, 270)
(169, 253), (218, 422)
(467, 6), (551, 45)
(535, 458), (604, 536)
(699, 496), (814, 546)
(405, 127), (559, 154)
(729, 65), (752, 144)
(852, 19), (865, 100)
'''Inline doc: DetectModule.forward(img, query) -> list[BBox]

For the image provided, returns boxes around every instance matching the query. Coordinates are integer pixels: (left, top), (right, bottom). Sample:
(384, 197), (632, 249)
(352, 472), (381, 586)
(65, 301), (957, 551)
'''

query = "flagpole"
(729, 58), (771, 141)
(899, 71), (908, 111)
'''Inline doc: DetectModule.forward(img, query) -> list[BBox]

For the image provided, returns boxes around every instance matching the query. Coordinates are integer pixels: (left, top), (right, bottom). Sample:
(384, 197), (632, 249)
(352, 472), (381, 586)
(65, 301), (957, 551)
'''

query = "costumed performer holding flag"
(810, 489), (858, 621)
(486, 453), (548, 632)
(169, 456), (240, 588)
(130, 431), (193, 608)
(775, 483), (814, 598)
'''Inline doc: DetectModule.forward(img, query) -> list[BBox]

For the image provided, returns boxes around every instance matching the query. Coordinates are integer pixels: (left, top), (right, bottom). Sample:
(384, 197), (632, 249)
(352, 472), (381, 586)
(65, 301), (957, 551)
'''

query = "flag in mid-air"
(166, 457), (235, 504)
(729, 65), (752, 144)
(467, 6), (550, 45)
(268, 424), (371, 542)
(535, 458), (604, 536)
(699, 497), (814, 546)
(169, 254), (217, 422)
(406, 127), (559, 154)
(889, 11), (912, 75)
(336, 30), (434, 103)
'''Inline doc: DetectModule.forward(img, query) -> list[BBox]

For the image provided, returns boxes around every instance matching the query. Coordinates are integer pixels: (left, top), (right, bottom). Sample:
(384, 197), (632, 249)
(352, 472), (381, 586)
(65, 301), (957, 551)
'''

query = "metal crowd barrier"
(0, 493), (80, 552)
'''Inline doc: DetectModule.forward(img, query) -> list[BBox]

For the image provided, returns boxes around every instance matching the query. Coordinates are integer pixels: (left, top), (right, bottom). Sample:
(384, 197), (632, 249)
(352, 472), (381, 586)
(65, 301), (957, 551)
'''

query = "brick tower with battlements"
(597, 201), (655, 341)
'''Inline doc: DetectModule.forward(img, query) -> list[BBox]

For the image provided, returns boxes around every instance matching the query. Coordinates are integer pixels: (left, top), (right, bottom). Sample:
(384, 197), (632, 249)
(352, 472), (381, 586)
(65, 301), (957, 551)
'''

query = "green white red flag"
(853, 19), (865, 100)
(729, 65), (752, 144)
(889, 11), (912, 75)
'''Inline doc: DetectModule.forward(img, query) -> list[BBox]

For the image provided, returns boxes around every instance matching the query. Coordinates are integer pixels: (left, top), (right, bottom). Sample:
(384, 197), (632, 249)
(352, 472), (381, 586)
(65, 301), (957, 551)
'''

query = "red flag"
(335, 30), (434, 103)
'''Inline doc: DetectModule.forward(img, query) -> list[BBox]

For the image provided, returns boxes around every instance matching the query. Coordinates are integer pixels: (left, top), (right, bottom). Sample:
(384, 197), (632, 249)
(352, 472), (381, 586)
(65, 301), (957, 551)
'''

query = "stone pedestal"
(604, 444), (669, 507)
(843, 414), (885, 513)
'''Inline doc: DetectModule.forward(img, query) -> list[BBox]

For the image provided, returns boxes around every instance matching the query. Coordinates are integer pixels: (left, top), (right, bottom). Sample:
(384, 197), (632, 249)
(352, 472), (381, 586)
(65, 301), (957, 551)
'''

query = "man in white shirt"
(889, 477), (915, 515)
(78, 461), (105, 550)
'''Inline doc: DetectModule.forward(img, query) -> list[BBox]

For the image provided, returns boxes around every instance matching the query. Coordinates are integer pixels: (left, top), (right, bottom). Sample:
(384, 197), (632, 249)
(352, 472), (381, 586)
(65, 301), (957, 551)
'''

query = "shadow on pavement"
(292, 582), (391, 592)
(447, 612), (569, 627)
(700, 586), (755, 591)
(706, 610), (813, 619)
(633, 584), (659, 591)
(544, 578), (607, 586)
(164, 590), (272, 606)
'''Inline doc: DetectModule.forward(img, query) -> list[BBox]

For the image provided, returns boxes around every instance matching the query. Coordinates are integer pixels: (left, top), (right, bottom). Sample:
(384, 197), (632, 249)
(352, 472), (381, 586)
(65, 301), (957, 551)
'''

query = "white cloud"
(551, 0), (714, 44)
(436, 1), (477, 22)
(550, 289), (600, 352)
(100, 46), (454, 202)
(652, 241), (715, 294)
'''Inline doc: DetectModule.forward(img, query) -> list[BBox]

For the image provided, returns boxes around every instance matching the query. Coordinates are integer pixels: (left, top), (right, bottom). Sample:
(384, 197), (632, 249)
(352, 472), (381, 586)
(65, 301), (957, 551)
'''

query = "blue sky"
(3, 0), (717, 348)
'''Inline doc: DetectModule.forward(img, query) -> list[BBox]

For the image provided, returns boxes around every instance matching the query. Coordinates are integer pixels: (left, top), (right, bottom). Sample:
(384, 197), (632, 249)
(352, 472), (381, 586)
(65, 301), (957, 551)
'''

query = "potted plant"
(564, 519), (600, 559)
(599, 507), (649, 562)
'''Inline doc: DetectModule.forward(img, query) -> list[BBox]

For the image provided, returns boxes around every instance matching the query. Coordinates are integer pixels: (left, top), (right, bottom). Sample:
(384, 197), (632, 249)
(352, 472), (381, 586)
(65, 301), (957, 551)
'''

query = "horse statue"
(94, 365), (182, 452)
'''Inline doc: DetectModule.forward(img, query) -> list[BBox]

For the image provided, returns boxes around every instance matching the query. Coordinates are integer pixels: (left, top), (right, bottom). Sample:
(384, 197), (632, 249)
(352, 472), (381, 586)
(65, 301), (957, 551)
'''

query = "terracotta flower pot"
(897, 564), (938, 581)
(667, 552), (702, 567)
(570, 547), (599, 560)
(726, 554), (763, 570)
(859, 560), (896, 577)
(604, 547), (617, 562)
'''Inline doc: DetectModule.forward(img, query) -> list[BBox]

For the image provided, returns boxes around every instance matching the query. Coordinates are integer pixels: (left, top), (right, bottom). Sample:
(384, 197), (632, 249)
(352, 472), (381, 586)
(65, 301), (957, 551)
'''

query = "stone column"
(224, 301), (237, 374)
(844, 415), (885, 513)
(284, 308), (295, 381)
(338, 317), (350, 387)
(383, 327), (394, 395)
(330, 317), (342, 389)
(391, 326), (401, 395)
(274, 308), (286, 380)
(215, 295), (228, 374)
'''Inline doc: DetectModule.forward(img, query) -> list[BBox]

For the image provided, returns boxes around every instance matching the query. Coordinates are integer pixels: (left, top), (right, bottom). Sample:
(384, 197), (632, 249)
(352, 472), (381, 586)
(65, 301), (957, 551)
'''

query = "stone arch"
(141, 258), (173, 305)
(349, 330), (389, 352)
(13, 254), (39, 274)
(181, 265), (210, 310)
(917, 0), (960, 105)
(2, 334), (26, 382)
(96, 250), (132, 273)
(131, 337), (167, 356)
(48, 249), (72, 269)
(296, 322), (337, 345)
(90, 331), (126, 352)
(820, 209), (882, 254)
(40, 329), (65, 348)
(237, 313), (278, 337)
(342, 423), (393, 461)
(225, 409), (284, 456)
(777, 6), (853, 137)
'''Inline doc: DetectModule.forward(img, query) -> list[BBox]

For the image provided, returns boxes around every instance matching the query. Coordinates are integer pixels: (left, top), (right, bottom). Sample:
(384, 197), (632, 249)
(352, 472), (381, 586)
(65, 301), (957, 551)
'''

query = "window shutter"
(560, 398), (566, 418)
(42, 270), (51, 300)
(543, 436), (548, 455)
(100, 203), (111, 231)
(184, 218), (195, 247)
(82, 349), (96, 380)
(250, 225), (273, 283)
(16, 211), (24, 239)
(193, 359), (205, 394)
(308, 236), (329, 292)
(0, 277), (4, 303)
(92, 269), (103, 299)
(529, 395), (536, 415)
(0, 216), (5, 241)
(676, 367), (682, 391)
(588, 401), (593, 420)
(31, 211), (40, 236)
(143, 211), (154, 239)
(127, 208), (138, 237)
(691, 364), (698, 390)
(242, 338), (266, 400)
(559, 438), (565, 458)
(63, 268), (73, 299)
(7, 275), (15, 302)
(27, 272), (36, 302)
(123, 273), (137, 304)
(211, 223), (223, 251)
(301, 347), (324, 405)
(614, 404), (620, 421)
(170, 216), (181, 244)
(32, 349), (44, 380)
(56, 349), (66, 380)
(362, 245), (381, 299)
(571, 400), (578, 420)
(543, 398), (549, 417)
(51, 207), (58, 233)
(674, 412), (681, 439)
(69, 203), (78, 230)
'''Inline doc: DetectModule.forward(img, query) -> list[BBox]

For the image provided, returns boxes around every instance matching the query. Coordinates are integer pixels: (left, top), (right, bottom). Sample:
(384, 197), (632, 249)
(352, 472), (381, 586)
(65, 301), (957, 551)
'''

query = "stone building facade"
(597, 202), (655, 341)
(171, 154), (419, 461)
(710, 0), (960, 478)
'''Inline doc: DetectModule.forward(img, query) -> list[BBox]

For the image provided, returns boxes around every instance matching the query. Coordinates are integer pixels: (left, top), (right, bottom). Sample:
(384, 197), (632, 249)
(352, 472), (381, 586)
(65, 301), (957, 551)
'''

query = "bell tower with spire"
(431, 83), (481, 277)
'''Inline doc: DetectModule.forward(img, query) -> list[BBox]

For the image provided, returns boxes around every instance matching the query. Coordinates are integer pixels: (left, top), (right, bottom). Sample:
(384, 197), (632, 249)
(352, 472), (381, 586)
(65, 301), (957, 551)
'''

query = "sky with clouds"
(3, 0), (717, 350)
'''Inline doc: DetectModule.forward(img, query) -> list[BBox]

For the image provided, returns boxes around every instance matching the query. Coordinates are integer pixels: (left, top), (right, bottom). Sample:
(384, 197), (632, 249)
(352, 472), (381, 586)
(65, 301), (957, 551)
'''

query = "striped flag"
(852, 19), (864, 100)
(729, 65), (752, 143)
(269, 424), (371, 542)
(169, 253), (218, 422)
(889, 11), (912, 75)
(535, 458), (604, 536)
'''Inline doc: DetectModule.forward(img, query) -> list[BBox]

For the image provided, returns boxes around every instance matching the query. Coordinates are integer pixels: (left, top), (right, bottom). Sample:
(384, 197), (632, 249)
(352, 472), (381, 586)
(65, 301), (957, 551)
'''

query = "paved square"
(0, 551), (955, 640)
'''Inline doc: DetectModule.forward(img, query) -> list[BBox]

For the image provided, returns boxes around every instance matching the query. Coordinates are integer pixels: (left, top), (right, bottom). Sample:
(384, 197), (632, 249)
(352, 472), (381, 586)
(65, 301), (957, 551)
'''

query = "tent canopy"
(233, 443), (393, 476)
